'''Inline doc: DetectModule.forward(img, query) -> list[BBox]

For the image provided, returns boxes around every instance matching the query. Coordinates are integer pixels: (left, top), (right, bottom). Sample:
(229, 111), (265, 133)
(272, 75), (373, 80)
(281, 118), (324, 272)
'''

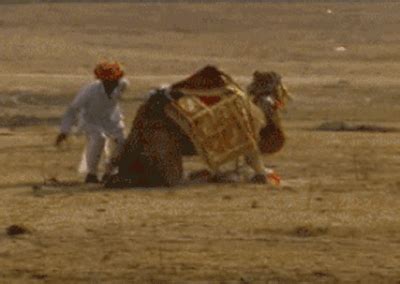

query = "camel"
(104, 66), (289, 188)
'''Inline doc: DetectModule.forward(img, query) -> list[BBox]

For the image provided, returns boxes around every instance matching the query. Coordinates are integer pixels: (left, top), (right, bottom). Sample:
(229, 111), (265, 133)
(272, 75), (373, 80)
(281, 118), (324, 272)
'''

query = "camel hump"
(171, 65), (238, 91)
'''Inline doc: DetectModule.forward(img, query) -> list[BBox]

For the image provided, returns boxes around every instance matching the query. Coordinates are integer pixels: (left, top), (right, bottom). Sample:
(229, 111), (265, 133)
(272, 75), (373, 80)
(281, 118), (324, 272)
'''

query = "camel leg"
(244, 150), (269, 184)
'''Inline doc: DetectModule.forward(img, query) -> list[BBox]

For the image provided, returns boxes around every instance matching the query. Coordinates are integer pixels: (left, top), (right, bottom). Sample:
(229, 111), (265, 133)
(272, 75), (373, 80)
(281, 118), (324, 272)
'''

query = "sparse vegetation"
(0, 1), (399, 283)
(6, 225), (30, 236)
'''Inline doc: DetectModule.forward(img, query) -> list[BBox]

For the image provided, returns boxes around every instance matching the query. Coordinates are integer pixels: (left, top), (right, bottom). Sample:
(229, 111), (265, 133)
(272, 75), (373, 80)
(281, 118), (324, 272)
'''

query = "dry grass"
(1, 1), (400, 283)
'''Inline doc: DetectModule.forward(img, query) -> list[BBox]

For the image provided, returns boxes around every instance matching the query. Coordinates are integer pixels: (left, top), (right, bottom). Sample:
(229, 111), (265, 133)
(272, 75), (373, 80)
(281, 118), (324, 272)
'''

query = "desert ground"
(0, 1), (400, 283)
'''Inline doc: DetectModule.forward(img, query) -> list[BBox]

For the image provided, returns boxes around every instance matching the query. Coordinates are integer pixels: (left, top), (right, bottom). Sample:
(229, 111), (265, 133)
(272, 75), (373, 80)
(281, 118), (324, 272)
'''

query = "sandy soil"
(0, 1), (400, 283)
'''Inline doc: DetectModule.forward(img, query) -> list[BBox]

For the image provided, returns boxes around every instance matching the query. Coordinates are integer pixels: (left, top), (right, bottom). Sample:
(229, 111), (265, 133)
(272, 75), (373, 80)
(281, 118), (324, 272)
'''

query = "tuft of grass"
(315, 121), (399, 133)
(222, 194), (232, 200)
(293, 225), (328, 238)
(6, 224), (30, 236)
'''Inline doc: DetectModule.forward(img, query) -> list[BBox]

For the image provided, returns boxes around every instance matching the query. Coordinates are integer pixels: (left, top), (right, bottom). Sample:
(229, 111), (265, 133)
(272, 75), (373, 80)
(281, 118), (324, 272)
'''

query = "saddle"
(165, 65), (264, 172)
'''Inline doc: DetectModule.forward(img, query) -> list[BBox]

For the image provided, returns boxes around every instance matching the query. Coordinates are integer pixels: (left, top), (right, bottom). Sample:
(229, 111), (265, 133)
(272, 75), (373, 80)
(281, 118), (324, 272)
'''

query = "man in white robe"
(55, 62), (129, 183)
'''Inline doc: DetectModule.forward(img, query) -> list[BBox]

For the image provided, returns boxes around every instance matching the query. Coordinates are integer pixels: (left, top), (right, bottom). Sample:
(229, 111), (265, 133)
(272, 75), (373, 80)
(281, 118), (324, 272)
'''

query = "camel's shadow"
(22, 173), (245, 197)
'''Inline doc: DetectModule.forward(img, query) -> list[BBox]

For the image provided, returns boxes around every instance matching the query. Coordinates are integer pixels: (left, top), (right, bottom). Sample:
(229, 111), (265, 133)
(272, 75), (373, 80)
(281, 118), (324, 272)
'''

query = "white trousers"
(79, 125), (125, 176)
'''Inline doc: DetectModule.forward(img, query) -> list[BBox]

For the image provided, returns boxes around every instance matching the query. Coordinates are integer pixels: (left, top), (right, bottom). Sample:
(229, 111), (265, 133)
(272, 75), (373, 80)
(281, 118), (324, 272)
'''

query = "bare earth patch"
(1, 1), (400, 283)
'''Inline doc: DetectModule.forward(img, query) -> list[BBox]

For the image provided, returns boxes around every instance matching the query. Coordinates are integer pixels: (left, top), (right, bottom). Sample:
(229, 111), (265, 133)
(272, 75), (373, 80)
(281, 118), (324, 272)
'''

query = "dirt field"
(1, 1), (400, 283)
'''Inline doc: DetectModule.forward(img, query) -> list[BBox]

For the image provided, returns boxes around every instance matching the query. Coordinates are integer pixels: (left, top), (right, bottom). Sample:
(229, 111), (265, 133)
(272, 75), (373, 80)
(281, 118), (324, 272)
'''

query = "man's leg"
(103, 127), (125, 178)
(85, 130), (106, 183)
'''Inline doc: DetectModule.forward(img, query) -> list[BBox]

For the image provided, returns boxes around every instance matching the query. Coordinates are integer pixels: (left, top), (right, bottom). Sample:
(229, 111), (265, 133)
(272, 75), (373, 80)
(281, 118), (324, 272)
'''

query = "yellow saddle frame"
(164, 86), (260, 172)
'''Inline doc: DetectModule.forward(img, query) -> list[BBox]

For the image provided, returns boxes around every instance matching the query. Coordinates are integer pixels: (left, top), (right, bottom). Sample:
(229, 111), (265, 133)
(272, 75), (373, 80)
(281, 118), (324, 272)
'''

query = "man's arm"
(119, 78), (129, 93)
(55, 85), (90, 146)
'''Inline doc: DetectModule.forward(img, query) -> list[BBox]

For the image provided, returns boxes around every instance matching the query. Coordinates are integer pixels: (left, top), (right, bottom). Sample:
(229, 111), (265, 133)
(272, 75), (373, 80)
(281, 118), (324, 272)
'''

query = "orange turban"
(94, 62), (124, 81)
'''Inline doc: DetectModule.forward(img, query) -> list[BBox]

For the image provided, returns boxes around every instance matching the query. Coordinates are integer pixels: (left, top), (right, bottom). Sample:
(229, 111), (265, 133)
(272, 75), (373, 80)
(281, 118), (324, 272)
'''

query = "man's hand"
(55, 133), (67, 147)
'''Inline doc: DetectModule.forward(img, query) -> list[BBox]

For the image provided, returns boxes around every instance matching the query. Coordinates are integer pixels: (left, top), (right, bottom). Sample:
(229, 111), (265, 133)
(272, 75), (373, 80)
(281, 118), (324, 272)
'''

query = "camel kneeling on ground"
(104, 66), (290, 188)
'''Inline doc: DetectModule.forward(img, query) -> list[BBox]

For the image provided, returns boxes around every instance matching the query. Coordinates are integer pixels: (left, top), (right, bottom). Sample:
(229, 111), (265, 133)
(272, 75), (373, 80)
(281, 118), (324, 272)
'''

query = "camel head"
(247, 71), (291, 123)
(247, 71), (291, 154)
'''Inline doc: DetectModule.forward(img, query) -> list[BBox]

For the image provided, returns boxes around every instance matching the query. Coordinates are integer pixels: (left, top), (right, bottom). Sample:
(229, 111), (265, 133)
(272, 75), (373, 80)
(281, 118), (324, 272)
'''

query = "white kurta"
(60, 78), (129, 175)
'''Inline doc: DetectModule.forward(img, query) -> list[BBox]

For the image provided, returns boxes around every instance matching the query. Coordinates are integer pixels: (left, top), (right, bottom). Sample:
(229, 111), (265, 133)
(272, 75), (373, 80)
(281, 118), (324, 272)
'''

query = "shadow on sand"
(314, 121), (399, 133)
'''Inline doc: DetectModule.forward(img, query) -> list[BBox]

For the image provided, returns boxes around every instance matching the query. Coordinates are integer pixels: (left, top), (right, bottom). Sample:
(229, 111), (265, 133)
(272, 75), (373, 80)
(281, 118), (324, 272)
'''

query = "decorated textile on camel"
(164, 66), (266, 172)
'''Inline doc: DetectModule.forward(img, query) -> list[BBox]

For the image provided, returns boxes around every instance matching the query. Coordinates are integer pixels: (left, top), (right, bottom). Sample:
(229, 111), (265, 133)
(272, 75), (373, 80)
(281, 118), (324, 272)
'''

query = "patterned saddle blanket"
(164, 65), (265, 171)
